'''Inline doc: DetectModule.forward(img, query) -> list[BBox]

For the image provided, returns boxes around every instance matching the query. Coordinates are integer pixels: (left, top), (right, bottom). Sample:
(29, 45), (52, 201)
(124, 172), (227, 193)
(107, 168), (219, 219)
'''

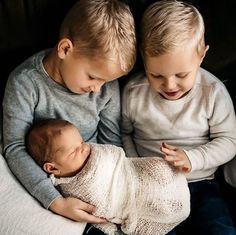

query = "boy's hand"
(160, 142), (192, 173)
(49, 197), (107, 223)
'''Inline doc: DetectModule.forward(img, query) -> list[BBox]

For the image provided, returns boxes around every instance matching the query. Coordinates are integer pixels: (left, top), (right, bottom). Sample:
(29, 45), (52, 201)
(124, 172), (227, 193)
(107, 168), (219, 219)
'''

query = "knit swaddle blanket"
(52, 144), (190, 235)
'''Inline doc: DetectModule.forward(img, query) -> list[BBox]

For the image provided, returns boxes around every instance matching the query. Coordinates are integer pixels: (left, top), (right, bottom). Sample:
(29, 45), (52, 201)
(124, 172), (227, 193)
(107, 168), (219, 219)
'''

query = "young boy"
(121, 0), (236, 234)
(2, 0), (136, 228)
(26, 118), (190, 235)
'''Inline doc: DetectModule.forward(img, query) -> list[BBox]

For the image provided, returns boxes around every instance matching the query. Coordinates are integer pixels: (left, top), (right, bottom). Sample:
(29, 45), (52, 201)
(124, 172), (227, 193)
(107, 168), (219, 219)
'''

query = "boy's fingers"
(161, 147), (176, 156)
(78, 211), (107, 224)
(162, 142), (177, 150)
(76, 201), (107, 224)
(164, 154), (180, 162)
(181, 166), (191, 172)
(79, 201), (96, 213)
(172, 160), (185, 167)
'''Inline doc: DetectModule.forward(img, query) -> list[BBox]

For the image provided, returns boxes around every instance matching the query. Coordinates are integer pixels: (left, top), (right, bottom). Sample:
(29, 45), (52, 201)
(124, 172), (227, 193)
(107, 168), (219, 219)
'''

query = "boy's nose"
(90, 81), (105, 93)
(164, 77), (177, 90)
(90, 85), (101, 93)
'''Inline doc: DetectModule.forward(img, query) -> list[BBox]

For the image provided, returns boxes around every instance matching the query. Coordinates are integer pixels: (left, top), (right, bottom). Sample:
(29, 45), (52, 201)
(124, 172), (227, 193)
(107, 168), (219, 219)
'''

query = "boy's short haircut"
(140, 0), (205, 57)
(26, 119), (73, 167)
(60, 0), (136, 73)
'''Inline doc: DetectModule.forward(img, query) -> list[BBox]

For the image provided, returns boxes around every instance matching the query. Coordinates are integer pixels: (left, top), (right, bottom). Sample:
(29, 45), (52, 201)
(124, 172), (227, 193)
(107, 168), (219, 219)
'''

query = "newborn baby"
(26, 119), (190, 235)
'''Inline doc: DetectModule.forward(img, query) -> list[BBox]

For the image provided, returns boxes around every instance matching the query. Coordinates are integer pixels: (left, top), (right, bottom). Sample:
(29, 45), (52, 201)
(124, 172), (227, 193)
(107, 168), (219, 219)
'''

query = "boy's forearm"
(121, 133), (138, 157)
(4, 148), (61, 208)
(3, 78), (60, 208)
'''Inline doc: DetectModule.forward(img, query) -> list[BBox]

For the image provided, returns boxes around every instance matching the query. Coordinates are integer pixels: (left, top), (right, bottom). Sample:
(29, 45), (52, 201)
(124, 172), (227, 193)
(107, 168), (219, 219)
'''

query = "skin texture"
(144, 45), (208, 172)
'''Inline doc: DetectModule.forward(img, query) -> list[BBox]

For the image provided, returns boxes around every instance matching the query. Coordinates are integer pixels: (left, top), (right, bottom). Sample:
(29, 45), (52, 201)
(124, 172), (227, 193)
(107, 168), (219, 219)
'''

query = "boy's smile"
(144, 45), (206, 100)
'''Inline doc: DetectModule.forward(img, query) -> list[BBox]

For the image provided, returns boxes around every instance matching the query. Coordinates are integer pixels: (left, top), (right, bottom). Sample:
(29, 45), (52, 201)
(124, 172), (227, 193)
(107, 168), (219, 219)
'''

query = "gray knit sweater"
(3, 49), (121, 208)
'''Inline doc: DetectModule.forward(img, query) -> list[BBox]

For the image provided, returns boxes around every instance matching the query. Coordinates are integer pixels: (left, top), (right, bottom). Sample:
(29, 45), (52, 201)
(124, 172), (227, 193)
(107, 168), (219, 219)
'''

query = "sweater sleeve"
(185, 83), (236, 172)
(97, 80), (122, 147)
(3, 72), (61, 209)
(121, 82), (139, 157)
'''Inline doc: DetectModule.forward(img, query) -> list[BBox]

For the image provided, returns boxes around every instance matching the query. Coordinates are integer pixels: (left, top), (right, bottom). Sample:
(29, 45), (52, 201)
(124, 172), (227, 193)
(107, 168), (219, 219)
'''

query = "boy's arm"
(97, 80), (122, 146)
(3, 73), (107, 223)
(3, 74), (61, 208)
(121, 83), (138, 157)
(184, 84), (236, 172)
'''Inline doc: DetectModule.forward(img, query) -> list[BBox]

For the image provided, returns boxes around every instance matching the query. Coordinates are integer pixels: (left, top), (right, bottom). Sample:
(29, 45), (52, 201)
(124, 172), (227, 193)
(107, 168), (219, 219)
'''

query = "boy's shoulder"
(8, 49), (49, 83)
(198, 67), (231, 98)
(198, 67), (226, 89)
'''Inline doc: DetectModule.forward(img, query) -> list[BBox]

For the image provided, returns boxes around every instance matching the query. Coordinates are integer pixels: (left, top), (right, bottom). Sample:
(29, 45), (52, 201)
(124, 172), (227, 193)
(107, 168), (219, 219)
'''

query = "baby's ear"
(43, 162), (60, 175)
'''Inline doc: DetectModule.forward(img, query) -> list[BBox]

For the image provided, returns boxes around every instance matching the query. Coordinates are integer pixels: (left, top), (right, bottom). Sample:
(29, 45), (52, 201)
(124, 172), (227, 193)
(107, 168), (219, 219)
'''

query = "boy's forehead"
(144, 47), (200, 74)
(90, 57), (126, 80)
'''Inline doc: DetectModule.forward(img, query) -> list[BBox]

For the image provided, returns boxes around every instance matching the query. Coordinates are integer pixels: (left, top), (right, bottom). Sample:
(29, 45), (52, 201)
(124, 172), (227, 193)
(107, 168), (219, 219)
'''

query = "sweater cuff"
(183, 149), (204, 172)
(32, 178), (62, 209)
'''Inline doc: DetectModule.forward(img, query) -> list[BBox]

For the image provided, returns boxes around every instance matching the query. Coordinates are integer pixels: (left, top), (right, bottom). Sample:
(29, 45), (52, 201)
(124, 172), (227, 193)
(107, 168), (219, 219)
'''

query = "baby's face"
(52, 125), (91, 177)
(144, 45), (205, 100)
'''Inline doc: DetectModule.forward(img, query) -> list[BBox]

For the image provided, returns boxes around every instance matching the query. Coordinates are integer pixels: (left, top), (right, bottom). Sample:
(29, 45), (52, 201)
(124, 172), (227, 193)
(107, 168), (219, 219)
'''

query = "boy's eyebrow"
(176, 72), (190, 75)
(88, 72), (104, 80)
(90, 75), (104, 80)
(147, 70), (191, 76)
(89, 74), (114, 82)
(145, 70), (160, 75)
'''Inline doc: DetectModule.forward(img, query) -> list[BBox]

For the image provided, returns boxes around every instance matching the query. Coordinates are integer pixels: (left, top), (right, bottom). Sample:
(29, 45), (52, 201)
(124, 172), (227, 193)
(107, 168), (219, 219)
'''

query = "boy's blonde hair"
(26, 119), (73, 167)
(140, 0), (205, 57)
(60, 0), (136, 73)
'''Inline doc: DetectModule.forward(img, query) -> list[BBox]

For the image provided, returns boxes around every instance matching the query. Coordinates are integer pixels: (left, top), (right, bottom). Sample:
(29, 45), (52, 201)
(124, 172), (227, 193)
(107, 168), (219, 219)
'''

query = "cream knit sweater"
(51, 144), (190, 235)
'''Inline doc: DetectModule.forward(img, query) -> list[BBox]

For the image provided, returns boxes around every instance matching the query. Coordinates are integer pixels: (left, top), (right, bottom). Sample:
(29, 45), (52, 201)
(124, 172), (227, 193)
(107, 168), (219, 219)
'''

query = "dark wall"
(1, 0), (236, 106)
(0, 0), (78, 101)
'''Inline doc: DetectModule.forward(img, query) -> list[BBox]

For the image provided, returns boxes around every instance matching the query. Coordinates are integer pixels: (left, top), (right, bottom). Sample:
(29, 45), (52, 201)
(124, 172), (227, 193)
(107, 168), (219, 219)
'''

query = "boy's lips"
(164, 91), (180, 97)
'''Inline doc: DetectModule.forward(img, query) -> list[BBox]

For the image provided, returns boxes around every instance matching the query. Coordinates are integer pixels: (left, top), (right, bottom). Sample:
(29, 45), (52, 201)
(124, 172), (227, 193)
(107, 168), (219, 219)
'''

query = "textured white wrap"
(52, 144), (190, 235)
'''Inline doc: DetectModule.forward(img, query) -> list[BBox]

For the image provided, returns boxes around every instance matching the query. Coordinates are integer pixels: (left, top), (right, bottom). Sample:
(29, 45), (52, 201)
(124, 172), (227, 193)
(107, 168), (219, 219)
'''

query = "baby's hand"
(160, 142), (191, 173)
(49, 196), (107, 223)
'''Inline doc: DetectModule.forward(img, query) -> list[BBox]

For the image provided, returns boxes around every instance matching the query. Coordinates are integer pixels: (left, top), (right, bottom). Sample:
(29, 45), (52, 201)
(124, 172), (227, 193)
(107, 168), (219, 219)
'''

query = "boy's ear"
(57, 38), (73, 59)
(43, 162), (60, 175)
(199, 45), (209, 64)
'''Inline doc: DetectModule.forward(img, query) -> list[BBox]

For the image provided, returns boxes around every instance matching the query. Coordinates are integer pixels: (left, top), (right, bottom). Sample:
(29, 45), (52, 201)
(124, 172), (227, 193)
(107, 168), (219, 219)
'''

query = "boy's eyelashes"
(176, 73), (189, 78)
(149, 73), (189, 79)
(88, 75), (106, 82)
(88, 75), (95, 80)
(150, 73), (163, 79)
